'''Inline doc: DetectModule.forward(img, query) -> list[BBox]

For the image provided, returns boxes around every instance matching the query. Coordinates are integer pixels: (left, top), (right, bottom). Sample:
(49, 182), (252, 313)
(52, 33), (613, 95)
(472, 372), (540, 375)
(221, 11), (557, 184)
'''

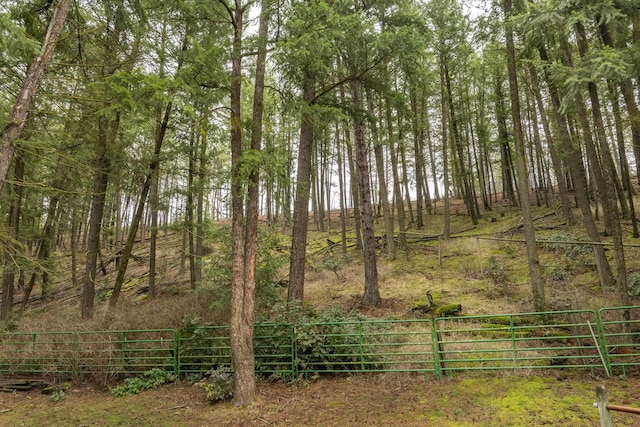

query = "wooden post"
(477, 237), (482, 275)
(596, 385), (613, 427)
(438, 235), (442, 268)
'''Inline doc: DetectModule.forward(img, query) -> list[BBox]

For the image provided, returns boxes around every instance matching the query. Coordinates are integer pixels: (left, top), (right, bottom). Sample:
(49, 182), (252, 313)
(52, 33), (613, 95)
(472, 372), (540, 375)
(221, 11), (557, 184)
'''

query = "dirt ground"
(1, 373), (639, 426)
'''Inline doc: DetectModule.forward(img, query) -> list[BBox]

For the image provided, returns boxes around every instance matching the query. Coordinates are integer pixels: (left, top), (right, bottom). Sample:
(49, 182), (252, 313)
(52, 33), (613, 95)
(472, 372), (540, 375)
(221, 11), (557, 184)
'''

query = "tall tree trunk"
(385, 97), (407, 249)
(538, 43), (615, 291)
(494, 75), (517, 206)
(609, 82), (639, 237)
(504, 0), (545, 311)
(108, 102), (172, 309)
(441, 60), (451, 239)
(228, 17), (254, 405)
(186, 122), (197, 289)
(443, 61), (478, 224)
(1, 149), (25, 319)
(148, 166), (159, 298)
(0, 0), (73, 192)
(195, 119), (207, 285)
(229, 0), (266, 405)
(70, 208), (79, 287)
(287, 72), (315, 303)
(21, 193), (59, 313)
(574, 24), (628, 308)
(346, 127), (363, 249)
(351, 78), (381, 307)
(598, 19), (640, 184)
(335, 124), (348, 256)
(399, 121), (415, 227)
(367, 90), (395, 260)
(420, 95), (433, 214)
(427, 117), (440, 201)
(529, 65), (573, 224)
(81, 114), (119, 319)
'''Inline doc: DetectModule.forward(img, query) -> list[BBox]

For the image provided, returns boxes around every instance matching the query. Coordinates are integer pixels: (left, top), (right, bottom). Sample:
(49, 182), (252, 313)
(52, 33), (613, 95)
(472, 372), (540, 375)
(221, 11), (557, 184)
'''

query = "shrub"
(321, 253), (348, 278)
(628, 273), (640, 297)
(49, 390), (66, 403)
(485, 256), (508, 287)
(176, 305), (388, 379)
(543, 232), (591, 259)
(204, 224), (286, 313)
(544, 262), (572, 282)
(177, 317), (231, 375)
(202, 366), (235, 403)
(261, 303), (387, 374)
(110, 368), (177, 397)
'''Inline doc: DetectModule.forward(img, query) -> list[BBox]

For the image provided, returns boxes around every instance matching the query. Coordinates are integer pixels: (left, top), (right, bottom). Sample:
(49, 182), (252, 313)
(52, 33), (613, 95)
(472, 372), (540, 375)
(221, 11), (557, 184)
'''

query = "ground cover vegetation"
(1, 0), (640, 422)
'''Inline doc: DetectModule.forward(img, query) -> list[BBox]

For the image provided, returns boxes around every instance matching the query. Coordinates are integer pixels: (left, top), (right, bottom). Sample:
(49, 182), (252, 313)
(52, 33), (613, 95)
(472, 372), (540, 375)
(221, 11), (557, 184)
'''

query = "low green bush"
(110, 368), (177, 397)
(177, 305), (388, 379)
(628, 273), (640, 297)
(485, 256), (508, 287)
(262, 303), (387, 374)
(202, 366), (235, 403)
(543, 232), (591, 259)
(177, 317), (231, 374)
(544, 262), (572, 282)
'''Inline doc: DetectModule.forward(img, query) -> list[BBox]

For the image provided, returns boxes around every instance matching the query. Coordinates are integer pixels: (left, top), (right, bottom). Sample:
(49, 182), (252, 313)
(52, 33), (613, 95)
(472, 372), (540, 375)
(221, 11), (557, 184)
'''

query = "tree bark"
(538, 43), (615, 290)
(440, 60), (451, 239)
(335, 124), (348, 256)
(108, 102), (172, 310)
(528, 65), (573, 224)
(351, 78), (381, 307)
(608, 82), (639, 237)
(444, 60), (479, 224)
(1, 149), (25, 319)
(504, 0), (545, 311)
(367, 90), (395, 260)
(598, 19), (640, 184)
(411, 89), (425, 229)
(186, 124), (197, 289)
(81, 114), (119, 320)
(287, 73), (315, 303)
(0, 0), (73, 193)
(574, 24), (628, 308)
(494, 74), (517, 206)
(385, 97), (407, 250)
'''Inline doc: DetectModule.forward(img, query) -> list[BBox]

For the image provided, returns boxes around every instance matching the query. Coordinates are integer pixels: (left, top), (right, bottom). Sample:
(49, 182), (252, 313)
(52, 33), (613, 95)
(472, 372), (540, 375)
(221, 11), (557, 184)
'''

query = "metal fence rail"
(0, 329), (175, 380)
(598, 306), (640, 377)
(1, 306), (639, 380)
(435, 310), (604, 376)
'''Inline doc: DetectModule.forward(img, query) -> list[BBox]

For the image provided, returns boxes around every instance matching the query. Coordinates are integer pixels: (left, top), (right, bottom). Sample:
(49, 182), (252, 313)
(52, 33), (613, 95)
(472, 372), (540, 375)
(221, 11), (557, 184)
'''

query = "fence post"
(595, 309), (613, 377)
(359, 322), (365, 372)
(477, 237), (482, 275)
(509, 315), (517, 368)
(120, 331), (127, 369)
(431, 319), (442, 379)
(595, 385), (613, 427)
(292, 325), (298, 379)
(173, 329), (181, 377)
(72, 332), (79, 380)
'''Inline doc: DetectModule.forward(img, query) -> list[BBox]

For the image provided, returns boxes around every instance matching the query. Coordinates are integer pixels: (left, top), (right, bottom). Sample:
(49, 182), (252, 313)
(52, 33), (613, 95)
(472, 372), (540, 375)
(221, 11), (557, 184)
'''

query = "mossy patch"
(448, 376), (598, 426)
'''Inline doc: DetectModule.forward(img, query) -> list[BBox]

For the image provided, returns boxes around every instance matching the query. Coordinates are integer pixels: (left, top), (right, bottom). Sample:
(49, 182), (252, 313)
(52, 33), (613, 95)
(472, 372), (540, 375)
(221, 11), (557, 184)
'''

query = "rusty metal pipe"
(607, 404), (640, 415)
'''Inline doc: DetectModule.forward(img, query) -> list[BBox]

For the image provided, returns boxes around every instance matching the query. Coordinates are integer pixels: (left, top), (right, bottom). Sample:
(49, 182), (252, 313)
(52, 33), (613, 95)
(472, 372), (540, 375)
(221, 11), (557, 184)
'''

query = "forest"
(1, 0), (640, 410)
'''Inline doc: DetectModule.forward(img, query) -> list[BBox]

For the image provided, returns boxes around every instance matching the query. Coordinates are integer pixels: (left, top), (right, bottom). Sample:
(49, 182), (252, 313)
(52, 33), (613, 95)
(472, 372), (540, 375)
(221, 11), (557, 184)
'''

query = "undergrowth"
(110, 368), (177, 397)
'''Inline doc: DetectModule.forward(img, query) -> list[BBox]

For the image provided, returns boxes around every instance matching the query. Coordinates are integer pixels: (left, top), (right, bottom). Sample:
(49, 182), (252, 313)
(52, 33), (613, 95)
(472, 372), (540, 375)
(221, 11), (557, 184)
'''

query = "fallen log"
(0, 379), (52, 393)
